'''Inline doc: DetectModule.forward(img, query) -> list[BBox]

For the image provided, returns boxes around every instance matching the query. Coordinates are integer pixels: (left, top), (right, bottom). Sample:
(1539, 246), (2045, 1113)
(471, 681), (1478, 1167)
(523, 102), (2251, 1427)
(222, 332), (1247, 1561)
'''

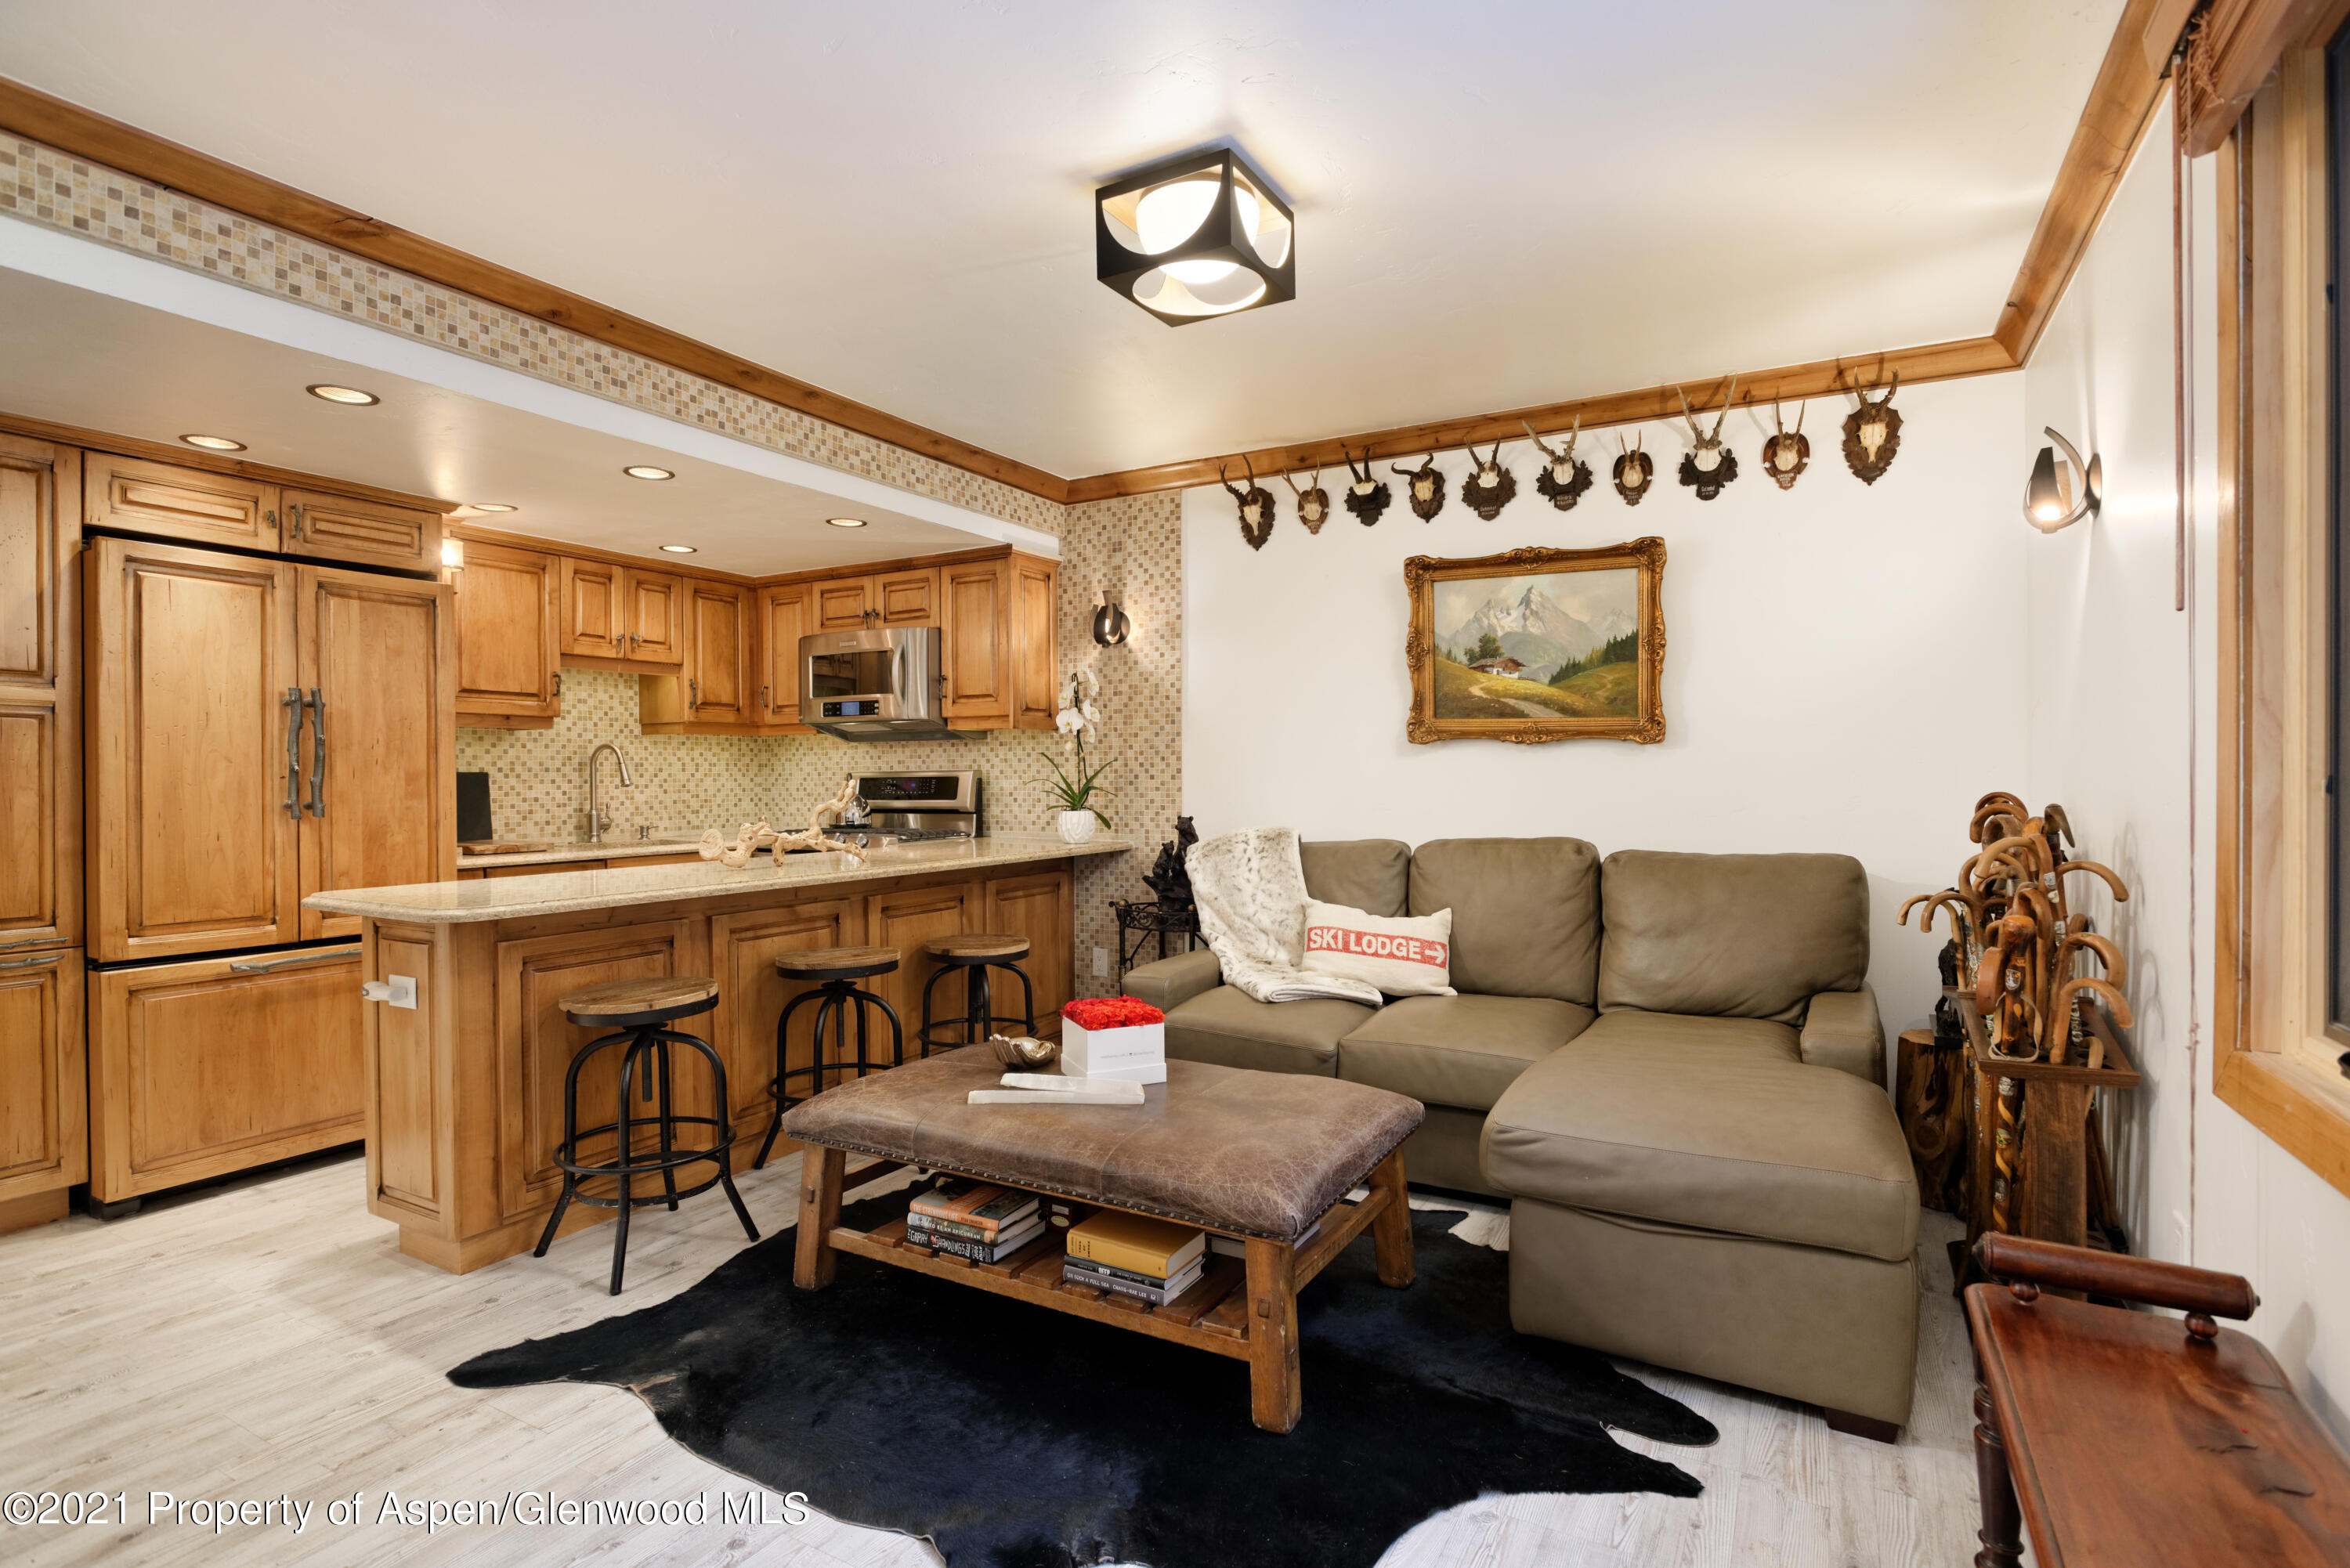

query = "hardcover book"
(1065, 1209), (1206, 1277)
(909, 1180), (1039, 1236)
(906, 1205), (1039, 1244)
(1062, 1256), (1205, 1306)
(909, 1216), (1047, 1263)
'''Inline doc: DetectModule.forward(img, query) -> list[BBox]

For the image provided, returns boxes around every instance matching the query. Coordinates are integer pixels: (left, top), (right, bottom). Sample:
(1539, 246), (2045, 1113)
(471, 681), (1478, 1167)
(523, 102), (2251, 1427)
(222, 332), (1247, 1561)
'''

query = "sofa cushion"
(1338, 994), (1594, 1112)
(1408, 837), (1600, 1006)
(1300, 838), (1412, 917)
(1481, 1010), (1919, 1263)
(1597, 849), (1869, 1023)
(1162, 985), (1376, 1078)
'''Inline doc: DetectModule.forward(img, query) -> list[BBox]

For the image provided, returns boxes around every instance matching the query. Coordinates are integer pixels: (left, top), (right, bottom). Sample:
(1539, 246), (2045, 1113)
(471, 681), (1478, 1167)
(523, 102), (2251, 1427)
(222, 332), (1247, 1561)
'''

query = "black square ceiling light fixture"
(1097, 149), (1294, 326)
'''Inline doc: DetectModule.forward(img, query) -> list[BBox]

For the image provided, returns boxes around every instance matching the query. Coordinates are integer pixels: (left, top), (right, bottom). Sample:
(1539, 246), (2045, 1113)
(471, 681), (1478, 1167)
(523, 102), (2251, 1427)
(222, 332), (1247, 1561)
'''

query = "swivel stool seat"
(753, 946), (905, 1169)
(916, 934), (1036, 1057)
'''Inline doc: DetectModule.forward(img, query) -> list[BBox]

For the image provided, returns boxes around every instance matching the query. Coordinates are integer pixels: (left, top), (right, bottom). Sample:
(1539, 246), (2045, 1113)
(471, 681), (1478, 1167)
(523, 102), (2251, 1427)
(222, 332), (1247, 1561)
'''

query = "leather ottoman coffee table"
(779, 1050), (1423, 1433)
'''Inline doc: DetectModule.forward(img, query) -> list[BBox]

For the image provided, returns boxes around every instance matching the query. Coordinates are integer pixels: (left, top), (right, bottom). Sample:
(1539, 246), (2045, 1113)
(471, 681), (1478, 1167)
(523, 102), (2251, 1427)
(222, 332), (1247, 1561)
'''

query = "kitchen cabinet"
(88, 945), (364, 1206)
(754, 582), (814, 732)
(813, 568), (938, 632)
(88, 537), (452, 960)
(83, 452), (279, 552)
(942, 553), (1058, 731)
(640, 579), (754, 732)
(282, 488), (442, 575)
(0, 433), (81, 952)
(627, 570), (685, 664)
(985, 869), (1073, 1030)
(1013, 553), (1059, 728)
(454, 540), (562, 725)
(815, 577), (870, 630)
(708, 897), (860, 1163)
(562, 556), (684, 667)
(0, 948), (85, 1231)
(862, 882), (976, 1043)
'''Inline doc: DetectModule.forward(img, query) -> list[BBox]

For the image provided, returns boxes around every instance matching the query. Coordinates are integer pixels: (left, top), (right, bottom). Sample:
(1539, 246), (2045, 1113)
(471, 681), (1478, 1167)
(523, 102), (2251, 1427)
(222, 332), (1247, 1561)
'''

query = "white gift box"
(1058, 1018), (1166, 1084)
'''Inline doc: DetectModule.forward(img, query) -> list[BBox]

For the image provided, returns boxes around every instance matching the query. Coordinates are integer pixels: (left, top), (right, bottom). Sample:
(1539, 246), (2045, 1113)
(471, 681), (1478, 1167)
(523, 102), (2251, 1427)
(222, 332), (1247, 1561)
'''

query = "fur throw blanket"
(1184, 827), (1382, 1006)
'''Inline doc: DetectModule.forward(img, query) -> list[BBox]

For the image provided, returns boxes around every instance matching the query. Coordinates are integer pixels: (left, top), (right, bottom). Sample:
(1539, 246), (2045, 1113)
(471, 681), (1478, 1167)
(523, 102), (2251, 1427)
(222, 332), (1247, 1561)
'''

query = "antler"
(1674, 385), (1703, 441)
(1282, 470), (1305, 497)
(1220, 462), (1243, 500)
(1477, 439), (1502, 469)
(1242, 454), (1258, 487)
(1392, 453), (1434, 478)
(1711, 375), (1737, 439)
(1523, 420), (1560, 461)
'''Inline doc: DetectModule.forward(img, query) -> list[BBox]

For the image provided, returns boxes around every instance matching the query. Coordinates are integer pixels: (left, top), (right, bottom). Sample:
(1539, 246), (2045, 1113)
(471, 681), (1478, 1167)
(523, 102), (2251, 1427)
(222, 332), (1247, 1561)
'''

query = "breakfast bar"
(303, 836), (1132, 1273)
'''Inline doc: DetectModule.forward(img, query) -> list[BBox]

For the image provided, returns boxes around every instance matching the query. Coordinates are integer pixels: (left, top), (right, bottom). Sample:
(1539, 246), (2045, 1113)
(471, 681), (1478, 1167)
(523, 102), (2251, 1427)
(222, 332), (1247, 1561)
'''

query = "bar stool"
(916, 934), (1036, 1058)
(533, 975), (758, 1295)
(752, 946), (904, 1169)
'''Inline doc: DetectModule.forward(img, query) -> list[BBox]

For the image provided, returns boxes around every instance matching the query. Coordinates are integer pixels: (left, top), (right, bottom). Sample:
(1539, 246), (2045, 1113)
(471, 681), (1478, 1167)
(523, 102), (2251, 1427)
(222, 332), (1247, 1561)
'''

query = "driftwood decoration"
(1674, 377), (1739, 500)
(1459, 440), (1517, 520)
(1525, 418), (1593, 512)
(1759, 399), (1810, 490)
(1341, 447), (1391, 526)
(1283, 468), (1330, 534)
(1896, 790), (2133, 1067)
(1393, 453), (1446, 521)
(1221, 457), (1275, 551)
(1842, 370), (1903, 484)
(698, 777), (873, 869)
(1611, 432), (1654, 505)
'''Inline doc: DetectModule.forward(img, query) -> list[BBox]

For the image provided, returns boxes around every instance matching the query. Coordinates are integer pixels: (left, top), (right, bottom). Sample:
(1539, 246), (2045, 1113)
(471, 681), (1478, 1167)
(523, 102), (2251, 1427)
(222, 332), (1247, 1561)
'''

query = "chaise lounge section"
(1125, 836), (1922, 1433)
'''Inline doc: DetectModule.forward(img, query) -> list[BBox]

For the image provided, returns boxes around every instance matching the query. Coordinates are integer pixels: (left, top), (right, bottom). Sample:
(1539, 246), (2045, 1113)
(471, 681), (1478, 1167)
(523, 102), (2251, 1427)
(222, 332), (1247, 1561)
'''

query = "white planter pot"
(1055, 809), (1098, 845)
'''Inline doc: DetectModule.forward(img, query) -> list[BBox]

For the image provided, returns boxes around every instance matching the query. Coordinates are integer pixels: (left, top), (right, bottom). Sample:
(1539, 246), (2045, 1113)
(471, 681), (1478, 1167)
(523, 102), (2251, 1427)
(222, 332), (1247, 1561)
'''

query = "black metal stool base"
(533, 994), (757, 1295)
(916, 957), (1036, 1058)
(754, 980), (904, 1169)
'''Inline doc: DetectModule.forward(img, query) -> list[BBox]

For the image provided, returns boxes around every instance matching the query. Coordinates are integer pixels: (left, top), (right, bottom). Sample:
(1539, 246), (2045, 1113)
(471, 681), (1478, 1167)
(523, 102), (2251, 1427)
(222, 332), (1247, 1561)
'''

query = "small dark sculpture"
(1142, 815), (1199, 911)
(1340, 447), (1391, 526)
(1674, 377), (1739, 501)
(1525, 417), (1593, 511)
(1393, 453), (1445, 521)
(1759, 399), (1810, 490)
(1221, 457), (1275, 551)
(1459, 440), (1516, 520)
(1842, 370), (1902, 485)
(1612, 433), (1654, 505)
(1283, 468), (1330, 535)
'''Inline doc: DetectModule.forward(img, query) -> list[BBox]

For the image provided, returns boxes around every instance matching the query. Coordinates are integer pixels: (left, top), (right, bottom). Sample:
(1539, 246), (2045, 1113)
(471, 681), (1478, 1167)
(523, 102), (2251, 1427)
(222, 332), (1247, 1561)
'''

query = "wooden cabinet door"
(1013, 554), (1059, 730)
(985, 871), (1072, 1030)
(88, 945), (363, 1201)
(296, 566), (457, 939)
(815, 577), (871, 630)
(283, 489), (442, 573)
(0, 948), (85, 1205)
(710, 898), (860, 1163)
(559, 556), (623, 658)
(0, 435), (81, 952)
(874, 568), (940, 626)
(941, 558), (1010, 727)
(756, 583), (812, 729)
(685, 580), (750, 722)
(88, 537), (300, 962)
(455, 541), (561, 722)
(624, 569), (685, 665)
(864, 882), (976, 1042)
(84, 453), (279, 552)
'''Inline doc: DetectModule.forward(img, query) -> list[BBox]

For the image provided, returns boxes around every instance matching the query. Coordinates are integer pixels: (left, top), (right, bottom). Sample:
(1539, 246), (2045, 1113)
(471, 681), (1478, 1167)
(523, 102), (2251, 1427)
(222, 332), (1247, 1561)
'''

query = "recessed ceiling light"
(624, 464), (675, 481)
(306, 384), (380, 406)
(180, 434), (245, 451)
(469, 503), (517, 513)
(660, 544), (698, 554)
(826, 516), (868, 528)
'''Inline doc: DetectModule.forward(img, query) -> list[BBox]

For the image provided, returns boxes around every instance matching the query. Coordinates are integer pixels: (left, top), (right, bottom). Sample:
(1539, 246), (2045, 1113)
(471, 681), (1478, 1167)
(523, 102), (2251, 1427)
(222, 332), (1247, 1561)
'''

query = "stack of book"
(1063, 1209), (1207, 1305)
(905, 1180), (1046, 1263)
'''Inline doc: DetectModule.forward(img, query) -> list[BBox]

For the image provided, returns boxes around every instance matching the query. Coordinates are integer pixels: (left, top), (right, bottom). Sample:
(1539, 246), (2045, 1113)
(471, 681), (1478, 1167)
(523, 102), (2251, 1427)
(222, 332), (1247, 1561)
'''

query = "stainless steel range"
(831, 769), (982, 847)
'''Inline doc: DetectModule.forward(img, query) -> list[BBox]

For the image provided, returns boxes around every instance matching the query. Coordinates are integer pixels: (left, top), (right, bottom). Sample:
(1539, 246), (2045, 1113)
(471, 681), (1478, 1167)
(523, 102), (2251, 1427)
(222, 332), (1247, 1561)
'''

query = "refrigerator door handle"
(306, 688), (326, 817)
(229, 948), (360, 974)
(0, 953), (63, 970)
(282, 688), (305, 818)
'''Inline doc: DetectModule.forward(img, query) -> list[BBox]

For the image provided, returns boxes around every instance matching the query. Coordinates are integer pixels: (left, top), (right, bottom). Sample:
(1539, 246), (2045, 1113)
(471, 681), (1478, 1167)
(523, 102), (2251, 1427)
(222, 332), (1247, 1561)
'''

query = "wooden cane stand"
(1953, 995), (2141, 1290)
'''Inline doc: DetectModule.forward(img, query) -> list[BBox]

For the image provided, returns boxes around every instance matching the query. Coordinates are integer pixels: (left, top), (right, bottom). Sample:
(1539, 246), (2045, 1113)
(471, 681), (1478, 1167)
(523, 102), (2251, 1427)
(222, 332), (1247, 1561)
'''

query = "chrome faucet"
(586, 742), (634, 844)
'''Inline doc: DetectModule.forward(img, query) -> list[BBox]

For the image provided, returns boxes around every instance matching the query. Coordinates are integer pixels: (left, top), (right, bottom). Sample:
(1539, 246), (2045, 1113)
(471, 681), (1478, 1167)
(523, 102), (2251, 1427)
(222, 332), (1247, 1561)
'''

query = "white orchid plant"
(1037, 667), (1112, 827)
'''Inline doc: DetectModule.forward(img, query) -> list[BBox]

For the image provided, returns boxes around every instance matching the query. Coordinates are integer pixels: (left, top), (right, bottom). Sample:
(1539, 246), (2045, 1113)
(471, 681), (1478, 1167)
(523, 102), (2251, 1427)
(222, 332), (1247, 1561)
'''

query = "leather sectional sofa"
(1123, 837), (1922, 1434)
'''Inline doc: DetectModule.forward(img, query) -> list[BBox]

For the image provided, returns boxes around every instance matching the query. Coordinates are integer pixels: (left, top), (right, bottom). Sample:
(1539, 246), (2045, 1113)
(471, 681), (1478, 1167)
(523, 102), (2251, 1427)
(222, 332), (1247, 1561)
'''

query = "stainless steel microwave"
(798, 626), (974, 740)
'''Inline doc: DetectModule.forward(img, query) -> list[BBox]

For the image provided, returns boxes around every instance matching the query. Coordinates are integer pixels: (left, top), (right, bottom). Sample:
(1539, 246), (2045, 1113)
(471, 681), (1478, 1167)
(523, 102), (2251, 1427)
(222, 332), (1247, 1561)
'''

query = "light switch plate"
(1092, 948), (1109, 977)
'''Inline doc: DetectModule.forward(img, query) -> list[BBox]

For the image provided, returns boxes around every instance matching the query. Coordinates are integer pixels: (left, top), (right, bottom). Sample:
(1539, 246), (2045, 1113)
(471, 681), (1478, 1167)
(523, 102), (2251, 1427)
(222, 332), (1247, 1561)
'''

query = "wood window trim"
(2216, 30), (2350, 1200)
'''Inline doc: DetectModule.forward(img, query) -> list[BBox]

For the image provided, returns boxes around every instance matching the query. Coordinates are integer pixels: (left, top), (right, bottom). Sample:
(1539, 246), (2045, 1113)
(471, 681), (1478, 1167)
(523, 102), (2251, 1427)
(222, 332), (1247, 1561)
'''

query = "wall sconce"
(439, 537), (466, 569)
(2023, 427), (2101, 533)
(1097, 148), (1294, 326)
(1092, 594), (1132, 647)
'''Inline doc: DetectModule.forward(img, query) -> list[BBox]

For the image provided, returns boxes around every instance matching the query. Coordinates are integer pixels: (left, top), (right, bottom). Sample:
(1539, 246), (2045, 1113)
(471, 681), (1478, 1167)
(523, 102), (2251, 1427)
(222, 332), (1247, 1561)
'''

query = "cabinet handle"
(282, 688), (305, 818)
(554, 670), (563, 697)
(306, 688), (327, 817)
(760, 684), (769, 714)
(0, 953), (62, 970)
(230, 947), (360, 974)
(0, 936), (59, 952)
(689, 677), (699, 710)
(288, 504), (304, 542)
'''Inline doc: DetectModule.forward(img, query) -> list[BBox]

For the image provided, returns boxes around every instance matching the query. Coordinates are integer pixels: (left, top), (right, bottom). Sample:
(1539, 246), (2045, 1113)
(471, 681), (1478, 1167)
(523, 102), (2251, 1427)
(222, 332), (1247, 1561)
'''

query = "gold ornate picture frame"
(1405, 540), (1666, 745)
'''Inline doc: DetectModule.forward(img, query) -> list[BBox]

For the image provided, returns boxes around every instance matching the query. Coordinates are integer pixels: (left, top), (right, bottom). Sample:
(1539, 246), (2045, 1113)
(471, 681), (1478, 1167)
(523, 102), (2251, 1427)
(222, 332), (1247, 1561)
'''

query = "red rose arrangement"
(1059, 996), (1165, 1030)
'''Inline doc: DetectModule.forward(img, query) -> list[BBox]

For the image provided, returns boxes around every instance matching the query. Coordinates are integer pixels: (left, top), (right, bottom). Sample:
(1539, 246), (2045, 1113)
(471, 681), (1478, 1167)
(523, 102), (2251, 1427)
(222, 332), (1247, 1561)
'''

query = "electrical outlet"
(1092, 947), (1109, 977)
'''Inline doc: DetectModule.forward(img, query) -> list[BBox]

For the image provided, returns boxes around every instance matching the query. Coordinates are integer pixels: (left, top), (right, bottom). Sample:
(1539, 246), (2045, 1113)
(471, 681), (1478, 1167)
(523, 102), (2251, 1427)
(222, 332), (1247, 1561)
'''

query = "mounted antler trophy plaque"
(1220, 457), (1275, 550)
(1611, 433), (1654, 505)
(1526, 418), (1593, 511)
(1394, 453), (1446, 521)
(1674, 377), (1739, 500)
(1842, 370), (1902, 484)
(1283, 468), (1330, 534)
(1341, 447), (1391, 526)
(1459, 441), (1517, 520)
(1759, 399), (1810, 490)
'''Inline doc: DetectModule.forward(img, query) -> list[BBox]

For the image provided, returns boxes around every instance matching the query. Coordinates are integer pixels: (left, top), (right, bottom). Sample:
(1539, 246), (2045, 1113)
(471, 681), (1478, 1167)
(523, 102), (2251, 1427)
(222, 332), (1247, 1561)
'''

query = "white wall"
(2026, 99), (2350, 1440)
(1180, 374), (2033, 1041)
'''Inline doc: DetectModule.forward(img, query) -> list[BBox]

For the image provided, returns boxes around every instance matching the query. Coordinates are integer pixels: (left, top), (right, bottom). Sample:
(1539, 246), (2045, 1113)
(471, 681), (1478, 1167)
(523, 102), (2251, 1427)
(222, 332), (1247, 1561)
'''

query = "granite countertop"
(457, 839), (740, 868)
(309, 835), (1135, 923)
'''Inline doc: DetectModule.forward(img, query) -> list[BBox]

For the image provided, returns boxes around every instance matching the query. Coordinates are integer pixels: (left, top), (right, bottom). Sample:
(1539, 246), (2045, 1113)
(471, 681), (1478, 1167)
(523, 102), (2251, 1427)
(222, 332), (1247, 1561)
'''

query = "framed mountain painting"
(1404, 539), (1665, 744)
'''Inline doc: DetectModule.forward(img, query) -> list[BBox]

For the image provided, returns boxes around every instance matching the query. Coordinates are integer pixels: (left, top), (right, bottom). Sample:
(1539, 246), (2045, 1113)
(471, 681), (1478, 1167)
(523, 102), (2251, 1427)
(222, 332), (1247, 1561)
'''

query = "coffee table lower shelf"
(792, 1144), (1414, 1432)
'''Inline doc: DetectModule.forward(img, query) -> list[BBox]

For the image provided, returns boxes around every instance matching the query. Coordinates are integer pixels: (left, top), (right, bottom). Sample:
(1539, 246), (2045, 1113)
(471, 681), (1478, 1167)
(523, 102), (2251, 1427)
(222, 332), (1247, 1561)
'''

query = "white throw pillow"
(1299, 900), (1455, 998)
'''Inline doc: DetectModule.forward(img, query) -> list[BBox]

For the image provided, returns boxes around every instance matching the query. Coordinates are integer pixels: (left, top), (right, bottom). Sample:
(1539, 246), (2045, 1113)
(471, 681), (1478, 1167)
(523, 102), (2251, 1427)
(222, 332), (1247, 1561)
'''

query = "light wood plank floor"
(0, 1151), (1992, 1566)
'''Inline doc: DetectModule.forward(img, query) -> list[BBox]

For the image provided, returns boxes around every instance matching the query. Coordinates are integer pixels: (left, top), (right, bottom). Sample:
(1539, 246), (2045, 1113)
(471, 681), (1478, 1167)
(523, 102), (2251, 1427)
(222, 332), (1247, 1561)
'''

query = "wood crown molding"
(0, 0), (2176, 509)
(448, 518), (1022, 592)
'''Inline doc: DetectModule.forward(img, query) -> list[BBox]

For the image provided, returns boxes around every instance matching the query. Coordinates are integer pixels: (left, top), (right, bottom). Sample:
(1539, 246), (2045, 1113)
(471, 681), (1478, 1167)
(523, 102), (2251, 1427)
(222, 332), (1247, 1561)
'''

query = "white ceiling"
(3, 1), (2125, 479)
